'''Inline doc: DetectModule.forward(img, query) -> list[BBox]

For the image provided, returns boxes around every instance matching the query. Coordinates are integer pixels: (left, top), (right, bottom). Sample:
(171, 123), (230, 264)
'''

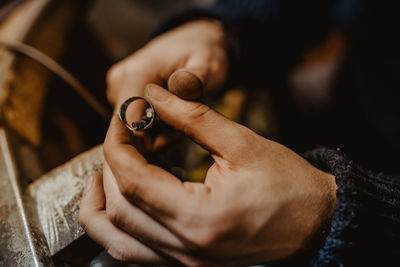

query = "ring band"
(119, 96), (156, 132)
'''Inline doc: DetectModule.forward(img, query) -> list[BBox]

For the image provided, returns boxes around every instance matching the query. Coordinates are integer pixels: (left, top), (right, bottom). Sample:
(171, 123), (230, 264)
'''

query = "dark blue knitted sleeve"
(304, 147), (400, 266)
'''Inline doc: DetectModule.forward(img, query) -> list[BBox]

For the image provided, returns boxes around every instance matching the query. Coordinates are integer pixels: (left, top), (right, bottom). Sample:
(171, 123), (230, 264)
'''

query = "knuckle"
(106, 201), (126, 228)
(187, 226), (221, 250)
(118, 180), (137, 200)
(106, 63), (124, 87)
(103, 136), (122, 165)
(179, 214), (224, 250)
(188, 103), (212, 122)
(112, 170), (142, 201)
(183, 103), (212, 134)
(107, 56), (147, 86)
(178, 207), (235, 251)
(121, 186), (143, 206)
(182, 182), (211, 197)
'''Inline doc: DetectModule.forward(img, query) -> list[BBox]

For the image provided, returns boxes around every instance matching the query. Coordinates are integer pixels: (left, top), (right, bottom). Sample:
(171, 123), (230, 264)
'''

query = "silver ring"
(119, 96), (156, 132)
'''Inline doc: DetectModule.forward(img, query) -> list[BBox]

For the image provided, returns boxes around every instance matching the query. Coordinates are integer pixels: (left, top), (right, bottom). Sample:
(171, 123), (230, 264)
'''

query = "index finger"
(104, 114), (210, 219)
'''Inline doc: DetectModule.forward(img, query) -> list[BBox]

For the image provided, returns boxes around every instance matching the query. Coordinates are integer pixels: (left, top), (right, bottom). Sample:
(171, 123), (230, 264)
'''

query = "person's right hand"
(80, 84), (337, 266)
(106, 19), (230, 107)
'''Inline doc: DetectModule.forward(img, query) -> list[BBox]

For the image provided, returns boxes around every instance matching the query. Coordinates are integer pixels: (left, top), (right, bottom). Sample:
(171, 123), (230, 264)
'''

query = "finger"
(107, 59), (162, 128)
(146, 83), (248, 159)
(102, 162), (185, 250)
(103, 114), (209, 218)
(168, 70), (203, 100)
(79, 173), (105, 213)
(82, 213), (166, 264)
(103, 164), (212, 265)
(107, 56), (161, 105)
(78, 173), (165, 264)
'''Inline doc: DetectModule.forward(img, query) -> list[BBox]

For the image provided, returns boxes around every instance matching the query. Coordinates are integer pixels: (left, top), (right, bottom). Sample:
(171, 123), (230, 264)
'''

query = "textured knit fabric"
(155, 0), (400, 265)
(305, 147), (400, 266)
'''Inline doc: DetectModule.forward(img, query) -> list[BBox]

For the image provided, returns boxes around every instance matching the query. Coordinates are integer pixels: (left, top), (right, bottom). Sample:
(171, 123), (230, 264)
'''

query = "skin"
(105, 19), (228, 107)
(79, 20), (337, 266)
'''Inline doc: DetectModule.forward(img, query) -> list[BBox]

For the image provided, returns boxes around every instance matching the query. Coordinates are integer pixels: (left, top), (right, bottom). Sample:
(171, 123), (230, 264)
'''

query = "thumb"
(168, 70), (203, 100)
(146, 84), (245, 157)
(168, 52), (227, 100)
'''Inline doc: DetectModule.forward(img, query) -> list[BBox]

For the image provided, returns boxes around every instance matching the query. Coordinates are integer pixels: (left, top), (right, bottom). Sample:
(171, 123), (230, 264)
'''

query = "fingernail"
(146, 84), (170, 102)
(83, 174), (95, 195)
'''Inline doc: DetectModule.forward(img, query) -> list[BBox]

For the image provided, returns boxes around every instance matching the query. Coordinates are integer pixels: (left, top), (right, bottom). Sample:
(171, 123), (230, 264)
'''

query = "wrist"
(319, 172), (337, 236)
(305, 171), (337, 251)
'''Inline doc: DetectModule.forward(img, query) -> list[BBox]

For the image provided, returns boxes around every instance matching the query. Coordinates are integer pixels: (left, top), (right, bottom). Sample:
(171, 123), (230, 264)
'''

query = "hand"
(106, 19), (229, 106)
(80, 84), (337, 265)
(78, 172), (168, 264)
(106, 19), (229, 153)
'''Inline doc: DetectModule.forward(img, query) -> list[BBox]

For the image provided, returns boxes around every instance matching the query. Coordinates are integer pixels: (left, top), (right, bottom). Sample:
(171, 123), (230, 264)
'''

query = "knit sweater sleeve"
(154, 0), (335, 88)
(304, 147), (400, 266)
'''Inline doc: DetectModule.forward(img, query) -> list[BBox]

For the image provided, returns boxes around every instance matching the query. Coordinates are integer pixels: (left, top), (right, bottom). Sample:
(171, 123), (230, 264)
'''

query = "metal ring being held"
(119, 96), (156, 132)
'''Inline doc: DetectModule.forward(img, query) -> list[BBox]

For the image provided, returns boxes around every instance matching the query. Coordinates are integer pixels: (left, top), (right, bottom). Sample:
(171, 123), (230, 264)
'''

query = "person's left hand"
(79, 84), (337, 266)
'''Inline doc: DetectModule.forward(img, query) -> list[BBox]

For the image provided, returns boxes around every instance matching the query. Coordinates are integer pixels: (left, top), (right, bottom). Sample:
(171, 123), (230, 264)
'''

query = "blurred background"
(87, 0), (215, 61)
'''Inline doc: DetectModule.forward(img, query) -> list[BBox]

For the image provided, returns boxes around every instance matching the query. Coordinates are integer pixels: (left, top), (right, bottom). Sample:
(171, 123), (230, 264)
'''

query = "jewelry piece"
(119, 96), (157, 132)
